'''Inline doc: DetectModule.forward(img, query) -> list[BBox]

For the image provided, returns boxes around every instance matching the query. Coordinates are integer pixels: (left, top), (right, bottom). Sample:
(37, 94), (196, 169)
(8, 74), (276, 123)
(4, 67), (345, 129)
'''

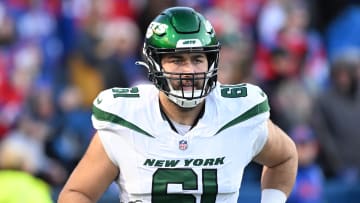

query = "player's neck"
(159, 92), (205, 126)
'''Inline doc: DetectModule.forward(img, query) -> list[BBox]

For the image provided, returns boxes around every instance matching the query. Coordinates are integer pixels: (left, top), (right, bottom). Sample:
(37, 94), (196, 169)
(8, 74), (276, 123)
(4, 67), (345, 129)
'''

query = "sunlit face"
(161, 53), (208, 91)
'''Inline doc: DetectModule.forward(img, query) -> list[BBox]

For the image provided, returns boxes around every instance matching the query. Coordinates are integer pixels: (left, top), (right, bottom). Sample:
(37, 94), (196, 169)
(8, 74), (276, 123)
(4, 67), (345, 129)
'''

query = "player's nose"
(181, 60), (196, 74)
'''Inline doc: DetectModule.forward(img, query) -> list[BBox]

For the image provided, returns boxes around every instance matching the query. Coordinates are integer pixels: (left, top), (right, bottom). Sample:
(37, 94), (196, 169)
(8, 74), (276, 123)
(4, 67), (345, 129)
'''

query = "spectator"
(255, 0), (329, 96)
(50, 85), (94, 173)
(95, 17), (147, 88)
(2, 114), (67, 186)
(311, 48), (360, 182)
(0, 127), (54, 203)
(204, 7), (254, 84)
(257, 47), (309, 131)
(288, 124), (325, 203)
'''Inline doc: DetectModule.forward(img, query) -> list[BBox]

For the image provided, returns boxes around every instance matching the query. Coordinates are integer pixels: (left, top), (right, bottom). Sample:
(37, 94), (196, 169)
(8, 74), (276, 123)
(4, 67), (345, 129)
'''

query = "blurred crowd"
(0, 0), (360, 202)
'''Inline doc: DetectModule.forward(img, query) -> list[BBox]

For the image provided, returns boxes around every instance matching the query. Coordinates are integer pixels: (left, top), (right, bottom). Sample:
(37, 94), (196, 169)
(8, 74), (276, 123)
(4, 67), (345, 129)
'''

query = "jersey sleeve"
(251, 118), (269, 158)
(245, 84), (270, 158)
(214, 83), (270, 158)
(91, 89), (114, 130)
(91, 88), (122, 166)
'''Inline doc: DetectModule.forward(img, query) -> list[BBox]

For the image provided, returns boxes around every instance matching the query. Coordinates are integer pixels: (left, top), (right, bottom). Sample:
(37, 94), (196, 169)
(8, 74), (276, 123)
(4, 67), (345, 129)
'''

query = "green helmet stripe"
(145, 7), (219, 49)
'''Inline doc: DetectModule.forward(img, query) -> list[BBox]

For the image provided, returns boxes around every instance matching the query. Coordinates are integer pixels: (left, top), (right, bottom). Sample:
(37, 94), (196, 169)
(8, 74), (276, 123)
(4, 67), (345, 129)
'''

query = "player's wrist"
(260, 188), (287, 203)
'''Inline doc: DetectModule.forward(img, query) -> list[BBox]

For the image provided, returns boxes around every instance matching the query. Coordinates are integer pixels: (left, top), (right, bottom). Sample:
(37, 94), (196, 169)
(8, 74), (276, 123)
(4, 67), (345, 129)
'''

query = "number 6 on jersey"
(152, 168), (218, 203)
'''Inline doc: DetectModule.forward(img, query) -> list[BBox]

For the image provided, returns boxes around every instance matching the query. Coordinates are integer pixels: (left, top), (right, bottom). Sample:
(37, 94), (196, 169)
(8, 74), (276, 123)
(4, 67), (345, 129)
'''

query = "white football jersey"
(92, 83), (270, 203)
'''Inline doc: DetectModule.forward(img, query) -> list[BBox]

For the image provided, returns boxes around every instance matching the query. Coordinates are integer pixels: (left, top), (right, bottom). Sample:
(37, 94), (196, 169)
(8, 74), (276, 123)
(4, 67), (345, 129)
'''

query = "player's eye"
(194, 59), (203, 64)
(171, 59), (183, 64)
(192, 56), (206, 65)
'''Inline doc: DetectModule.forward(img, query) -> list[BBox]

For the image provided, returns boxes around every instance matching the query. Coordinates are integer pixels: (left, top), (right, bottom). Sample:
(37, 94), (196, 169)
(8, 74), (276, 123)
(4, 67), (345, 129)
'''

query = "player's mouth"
(181, 80), (196, 91)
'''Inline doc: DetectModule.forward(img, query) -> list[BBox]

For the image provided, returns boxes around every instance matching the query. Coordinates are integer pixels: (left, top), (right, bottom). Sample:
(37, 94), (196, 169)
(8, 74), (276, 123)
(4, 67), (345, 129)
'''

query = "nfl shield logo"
(179, 140), (188, 150)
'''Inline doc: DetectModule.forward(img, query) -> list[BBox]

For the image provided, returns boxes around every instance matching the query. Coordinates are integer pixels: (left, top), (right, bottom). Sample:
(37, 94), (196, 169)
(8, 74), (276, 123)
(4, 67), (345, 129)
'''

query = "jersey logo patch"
(96, 97), (103, 104)
(179, 140), (188, 150)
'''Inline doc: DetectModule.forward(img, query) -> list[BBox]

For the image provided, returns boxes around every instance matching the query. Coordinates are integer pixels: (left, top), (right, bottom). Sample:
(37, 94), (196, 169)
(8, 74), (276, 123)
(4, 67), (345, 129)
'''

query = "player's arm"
(253, 119), (298, 202)
(58, 132), (119, 203)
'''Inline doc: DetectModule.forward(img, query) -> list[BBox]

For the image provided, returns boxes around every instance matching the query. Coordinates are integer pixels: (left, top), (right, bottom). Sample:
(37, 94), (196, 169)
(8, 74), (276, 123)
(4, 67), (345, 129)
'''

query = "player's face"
(161, 53), (208, 91)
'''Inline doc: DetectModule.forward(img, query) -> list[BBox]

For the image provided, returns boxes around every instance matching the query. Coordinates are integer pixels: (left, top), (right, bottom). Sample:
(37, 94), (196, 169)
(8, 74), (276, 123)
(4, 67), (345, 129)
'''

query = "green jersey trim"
(92, 105), (154, 138)
(215, 99), (270, 135)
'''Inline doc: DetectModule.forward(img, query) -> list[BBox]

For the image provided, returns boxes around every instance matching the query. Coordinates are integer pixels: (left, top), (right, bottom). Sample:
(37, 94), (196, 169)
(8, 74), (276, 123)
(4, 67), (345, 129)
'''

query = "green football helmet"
(137, 7), (221, 108)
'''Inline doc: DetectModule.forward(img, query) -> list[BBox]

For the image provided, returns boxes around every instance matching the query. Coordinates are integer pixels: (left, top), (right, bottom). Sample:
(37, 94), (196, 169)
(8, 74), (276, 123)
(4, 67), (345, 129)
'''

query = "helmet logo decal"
(146, 22), (168, 38)
(176, 39), (202, 48)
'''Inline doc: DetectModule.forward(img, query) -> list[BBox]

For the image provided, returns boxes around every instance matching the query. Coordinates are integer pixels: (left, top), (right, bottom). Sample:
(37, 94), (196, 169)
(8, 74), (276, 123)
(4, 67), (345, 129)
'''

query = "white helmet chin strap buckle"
(168, 90), (205, 108)
(168, 95), (205, 108)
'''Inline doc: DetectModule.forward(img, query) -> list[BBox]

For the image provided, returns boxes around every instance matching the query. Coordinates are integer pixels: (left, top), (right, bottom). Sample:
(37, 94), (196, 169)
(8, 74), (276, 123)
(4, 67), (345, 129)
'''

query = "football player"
(58, 7), (297, 203)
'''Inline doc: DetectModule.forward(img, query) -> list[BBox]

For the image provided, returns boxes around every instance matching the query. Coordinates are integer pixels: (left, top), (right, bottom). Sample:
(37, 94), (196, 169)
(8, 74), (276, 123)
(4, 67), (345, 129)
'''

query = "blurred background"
(0, 0), (360, 202)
